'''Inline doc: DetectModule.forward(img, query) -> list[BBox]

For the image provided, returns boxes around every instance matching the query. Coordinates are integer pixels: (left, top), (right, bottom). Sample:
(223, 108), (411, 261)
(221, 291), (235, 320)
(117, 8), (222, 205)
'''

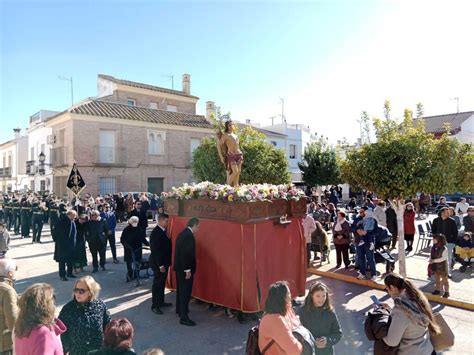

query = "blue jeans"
(357, 244), (376, 277)
(447, 243), (455, 275)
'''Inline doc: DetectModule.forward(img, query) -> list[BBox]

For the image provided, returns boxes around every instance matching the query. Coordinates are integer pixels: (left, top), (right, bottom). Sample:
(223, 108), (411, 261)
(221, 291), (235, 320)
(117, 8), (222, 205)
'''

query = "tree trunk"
(393, 199), (406, 277)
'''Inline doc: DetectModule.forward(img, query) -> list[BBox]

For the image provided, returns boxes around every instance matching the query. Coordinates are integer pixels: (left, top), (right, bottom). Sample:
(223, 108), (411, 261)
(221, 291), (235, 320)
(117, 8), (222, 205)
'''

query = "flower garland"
(161, 181), (305, 203)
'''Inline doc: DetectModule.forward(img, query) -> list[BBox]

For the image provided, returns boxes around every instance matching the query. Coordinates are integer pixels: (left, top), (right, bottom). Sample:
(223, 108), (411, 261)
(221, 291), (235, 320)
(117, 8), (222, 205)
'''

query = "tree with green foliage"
(416, 102), (424, 119)
(359, 111), (371, 144)
(298, 139), (341, 188)
(341, 103), (474, 276)
(192, 126), (291, 185)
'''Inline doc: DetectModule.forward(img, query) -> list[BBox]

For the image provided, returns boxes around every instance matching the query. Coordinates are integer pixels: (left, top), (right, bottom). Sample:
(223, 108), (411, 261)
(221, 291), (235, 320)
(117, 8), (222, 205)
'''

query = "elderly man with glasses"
(86, 210), (109, 273)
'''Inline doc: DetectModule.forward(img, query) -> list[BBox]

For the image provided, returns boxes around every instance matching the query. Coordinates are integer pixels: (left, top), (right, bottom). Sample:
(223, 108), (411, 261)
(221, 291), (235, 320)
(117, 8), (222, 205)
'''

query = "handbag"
(292, 325), (316, 355)
(430, 313), (454, 352)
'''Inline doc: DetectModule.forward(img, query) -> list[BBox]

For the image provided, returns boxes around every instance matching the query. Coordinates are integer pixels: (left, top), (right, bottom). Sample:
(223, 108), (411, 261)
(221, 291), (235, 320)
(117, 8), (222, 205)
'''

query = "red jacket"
(403, 210), (416, 234)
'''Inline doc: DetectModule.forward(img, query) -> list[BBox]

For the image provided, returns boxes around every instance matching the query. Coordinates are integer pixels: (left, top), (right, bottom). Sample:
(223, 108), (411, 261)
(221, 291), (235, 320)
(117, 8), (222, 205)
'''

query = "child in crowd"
(0, 222), (10, 256)
(298, 282), (342, 354)
(455, 232), (474, 272)
(429, 234), (450, 298)
(357, 208), (376, 251)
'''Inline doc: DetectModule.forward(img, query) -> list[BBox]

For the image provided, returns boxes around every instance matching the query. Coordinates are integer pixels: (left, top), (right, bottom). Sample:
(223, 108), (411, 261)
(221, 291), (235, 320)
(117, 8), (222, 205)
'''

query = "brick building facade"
(46, 74), (213, 197)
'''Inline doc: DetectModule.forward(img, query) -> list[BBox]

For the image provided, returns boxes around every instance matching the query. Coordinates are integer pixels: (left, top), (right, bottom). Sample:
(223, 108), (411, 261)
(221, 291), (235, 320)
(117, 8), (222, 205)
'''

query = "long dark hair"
(433, 233), (447, 246)
(384, 274), (440, 334)
(304, 282), (333, 311)
(264, 281), (290, 316)
(224, 120), (233, 133)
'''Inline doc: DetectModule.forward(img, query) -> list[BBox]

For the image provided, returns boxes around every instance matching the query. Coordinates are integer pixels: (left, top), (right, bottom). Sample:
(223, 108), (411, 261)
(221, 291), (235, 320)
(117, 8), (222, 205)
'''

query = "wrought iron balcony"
(26, 160), (37, 175)
(0, 167), (12, 178)
(95, 146), (127, 166)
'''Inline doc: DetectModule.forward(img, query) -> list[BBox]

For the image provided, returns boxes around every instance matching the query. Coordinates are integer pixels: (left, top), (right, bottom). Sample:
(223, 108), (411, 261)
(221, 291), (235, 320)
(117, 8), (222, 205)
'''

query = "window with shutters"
(148, 130), (165, 155)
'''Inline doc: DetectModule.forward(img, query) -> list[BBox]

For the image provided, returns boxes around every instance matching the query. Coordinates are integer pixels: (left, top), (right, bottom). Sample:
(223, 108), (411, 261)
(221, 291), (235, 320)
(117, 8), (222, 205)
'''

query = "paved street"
(313, 214), (474, 305)
(8, 222), (473, 354)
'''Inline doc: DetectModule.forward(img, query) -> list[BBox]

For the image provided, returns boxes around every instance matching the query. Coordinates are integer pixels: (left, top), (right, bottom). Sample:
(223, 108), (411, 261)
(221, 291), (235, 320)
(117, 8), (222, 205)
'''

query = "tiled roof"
(68, 99), (213, 129)
(235, 123), (287, 137)
(98, 74), (199, 99)
(418, 111), (474, 134)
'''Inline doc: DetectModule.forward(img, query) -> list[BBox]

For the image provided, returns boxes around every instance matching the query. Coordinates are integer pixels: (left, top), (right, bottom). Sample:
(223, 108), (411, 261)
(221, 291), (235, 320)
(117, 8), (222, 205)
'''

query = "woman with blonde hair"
(58, 276), (110, 355)
(15, 283), (66, 355)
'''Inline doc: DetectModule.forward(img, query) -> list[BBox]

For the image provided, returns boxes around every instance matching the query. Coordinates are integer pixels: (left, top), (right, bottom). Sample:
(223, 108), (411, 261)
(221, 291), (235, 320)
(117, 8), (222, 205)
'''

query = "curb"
(307, 268), (474, 311)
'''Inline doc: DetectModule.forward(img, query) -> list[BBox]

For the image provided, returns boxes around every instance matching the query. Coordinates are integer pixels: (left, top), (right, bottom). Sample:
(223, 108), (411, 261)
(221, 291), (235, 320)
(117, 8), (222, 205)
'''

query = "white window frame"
(167, 105), (177, 112)
(289, 144), (296, 159)
(147, 130), (166, 155)
(99, 176), (117, 195)
(190, 138), (201, 162)
(150, 102), (158, 110)
(127, 98), (136, 107)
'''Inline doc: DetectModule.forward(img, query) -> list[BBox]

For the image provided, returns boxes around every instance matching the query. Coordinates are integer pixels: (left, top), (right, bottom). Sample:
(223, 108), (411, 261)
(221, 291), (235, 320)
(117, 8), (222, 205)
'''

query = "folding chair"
(415, 224), (432, 254)
(425, 222), (432, 233)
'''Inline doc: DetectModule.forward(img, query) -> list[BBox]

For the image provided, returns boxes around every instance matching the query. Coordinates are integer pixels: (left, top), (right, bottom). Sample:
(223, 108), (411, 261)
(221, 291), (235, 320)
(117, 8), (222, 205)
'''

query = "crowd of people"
(0, 257), (165, 354)
(0, 188), (471, 354)
(302, 192), (474, 293)
(256, 273), (442, 355)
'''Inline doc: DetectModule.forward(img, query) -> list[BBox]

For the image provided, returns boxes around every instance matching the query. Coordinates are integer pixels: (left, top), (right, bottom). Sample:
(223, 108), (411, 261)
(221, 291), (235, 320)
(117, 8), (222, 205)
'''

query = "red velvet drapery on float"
(166, 216), (306, 312)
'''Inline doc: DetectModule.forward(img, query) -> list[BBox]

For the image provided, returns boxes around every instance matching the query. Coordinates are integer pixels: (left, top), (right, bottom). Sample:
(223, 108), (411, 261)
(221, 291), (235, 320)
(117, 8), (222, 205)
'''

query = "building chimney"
(206, 101), (216, 120)
(182, 74), (191, 95)
(13, 128), (21, 139)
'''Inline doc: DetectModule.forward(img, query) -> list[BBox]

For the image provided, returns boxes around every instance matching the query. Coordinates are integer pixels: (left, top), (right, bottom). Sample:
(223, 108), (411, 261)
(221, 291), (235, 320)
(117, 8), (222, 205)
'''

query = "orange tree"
(341, 107), (473, 276)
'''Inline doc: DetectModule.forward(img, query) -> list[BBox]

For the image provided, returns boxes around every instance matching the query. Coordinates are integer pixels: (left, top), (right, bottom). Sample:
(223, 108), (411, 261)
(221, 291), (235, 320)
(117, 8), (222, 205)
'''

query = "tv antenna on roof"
(162, 74), (174, 90)
(451, 97), (459, 113)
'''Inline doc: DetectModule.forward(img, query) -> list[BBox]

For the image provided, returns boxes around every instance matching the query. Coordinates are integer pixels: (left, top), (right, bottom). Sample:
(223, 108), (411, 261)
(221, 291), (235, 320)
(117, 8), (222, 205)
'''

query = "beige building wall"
(49, 115), (212, 196)
(101, 90), (196, 115)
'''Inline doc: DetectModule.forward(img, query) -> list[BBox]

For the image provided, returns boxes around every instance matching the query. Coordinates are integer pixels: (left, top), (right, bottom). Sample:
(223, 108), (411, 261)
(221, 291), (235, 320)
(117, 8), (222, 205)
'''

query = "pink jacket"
(258, 312), (303, 355)
(15, 318), (66, 355)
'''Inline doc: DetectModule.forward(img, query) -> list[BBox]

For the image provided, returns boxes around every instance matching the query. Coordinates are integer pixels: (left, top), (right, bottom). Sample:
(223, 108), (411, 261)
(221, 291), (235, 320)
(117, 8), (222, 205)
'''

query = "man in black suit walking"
(149, 213), (172, 314)
(173, 217), (200, 326)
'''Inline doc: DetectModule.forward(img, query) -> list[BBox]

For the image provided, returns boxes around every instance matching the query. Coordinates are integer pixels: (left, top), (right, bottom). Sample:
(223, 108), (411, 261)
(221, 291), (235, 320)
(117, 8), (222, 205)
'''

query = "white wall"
(27, 124), (53, 192)
(261, 123), (314, 181)
(457, 115), (474, 144)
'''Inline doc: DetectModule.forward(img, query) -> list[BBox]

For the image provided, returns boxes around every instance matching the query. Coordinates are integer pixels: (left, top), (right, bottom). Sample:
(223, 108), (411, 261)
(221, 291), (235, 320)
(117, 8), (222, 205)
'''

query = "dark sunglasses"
(73, 288), (89, 295)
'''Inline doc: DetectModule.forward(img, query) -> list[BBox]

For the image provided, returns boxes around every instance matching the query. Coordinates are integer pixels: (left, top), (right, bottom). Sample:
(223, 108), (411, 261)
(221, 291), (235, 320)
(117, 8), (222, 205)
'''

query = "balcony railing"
(0, 167), (12, 178)
(26, 160), (37, 175)
(95, 146), (127, 166)
(51, 147), (68, 167)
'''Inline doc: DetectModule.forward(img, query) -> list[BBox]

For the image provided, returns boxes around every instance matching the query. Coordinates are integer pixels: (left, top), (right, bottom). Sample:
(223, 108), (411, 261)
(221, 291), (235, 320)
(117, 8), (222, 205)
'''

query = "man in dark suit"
(149, 213), (172, 314)
(173, 217), (200, 326)
(53, 210), (77, 281)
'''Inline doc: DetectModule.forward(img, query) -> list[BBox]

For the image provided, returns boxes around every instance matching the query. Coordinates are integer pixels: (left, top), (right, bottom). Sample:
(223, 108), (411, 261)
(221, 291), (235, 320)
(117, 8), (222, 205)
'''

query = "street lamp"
(38, 152), (46, 164)
(38, 152), (53, 175)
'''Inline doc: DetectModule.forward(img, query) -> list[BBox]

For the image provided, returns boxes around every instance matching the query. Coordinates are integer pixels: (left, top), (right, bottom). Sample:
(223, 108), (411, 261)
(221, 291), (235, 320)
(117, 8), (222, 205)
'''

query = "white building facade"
(260, 122), (315, 181)
(26, 110), (58, 192)
(0, 129), (28, 193)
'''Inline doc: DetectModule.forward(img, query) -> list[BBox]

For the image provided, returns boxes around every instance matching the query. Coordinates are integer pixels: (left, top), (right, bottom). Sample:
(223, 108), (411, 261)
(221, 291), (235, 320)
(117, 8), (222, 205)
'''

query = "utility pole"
(279, 97), (285, 123)
(58, 76), (74, 106)
(269, 116), (277, 126)
(356, 119), (363, 145)
(451, 97), (459, 113)
(163, 74), (174, 89)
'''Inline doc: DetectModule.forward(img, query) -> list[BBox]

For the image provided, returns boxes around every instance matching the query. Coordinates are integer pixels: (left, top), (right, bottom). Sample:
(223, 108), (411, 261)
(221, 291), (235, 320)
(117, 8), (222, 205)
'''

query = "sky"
(1, 0), (473, 144)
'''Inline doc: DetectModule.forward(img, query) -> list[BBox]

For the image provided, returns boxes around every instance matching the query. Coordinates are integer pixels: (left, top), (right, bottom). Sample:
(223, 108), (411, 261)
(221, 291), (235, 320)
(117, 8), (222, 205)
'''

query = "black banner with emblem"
(66, 163), (86, 196)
